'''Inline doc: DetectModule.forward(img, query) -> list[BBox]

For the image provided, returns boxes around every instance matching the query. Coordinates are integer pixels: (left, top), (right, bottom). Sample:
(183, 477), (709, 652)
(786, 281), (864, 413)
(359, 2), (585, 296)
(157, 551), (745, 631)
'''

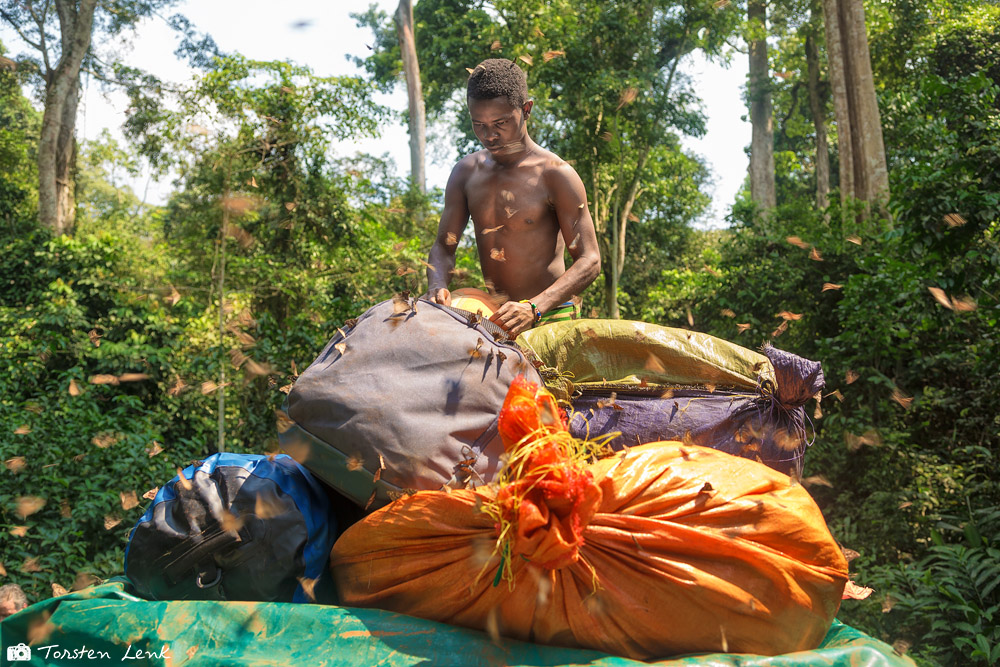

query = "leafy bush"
(840, 507), (1000, 666)
(0, 229), (218, 601)
(641, 56), (999, 662)
(0, 147), (457, 604)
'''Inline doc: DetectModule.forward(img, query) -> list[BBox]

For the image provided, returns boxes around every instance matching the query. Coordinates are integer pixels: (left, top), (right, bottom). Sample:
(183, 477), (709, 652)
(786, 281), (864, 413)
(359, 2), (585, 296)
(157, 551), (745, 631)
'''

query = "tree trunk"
(842, 0), (888, 205)
(55, 74), (80, 226)
(605, 260), (620, 320)
(822, 0), (853, 205)
(217, 180), (228, 455)
(609, 147), (649, 319)
(37, 0), (96, 235)
(821, 0), (889, 212)
(396, 0), (426, 193)
(748, 0), (776, 212)
(591, 169), (616, 320)
(805, 3), (830, 210)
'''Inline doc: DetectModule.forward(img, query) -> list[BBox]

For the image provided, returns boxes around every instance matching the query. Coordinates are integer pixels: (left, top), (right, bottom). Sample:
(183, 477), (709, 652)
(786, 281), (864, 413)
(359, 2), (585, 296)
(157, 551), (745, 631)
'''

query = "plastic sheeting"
(568, 385), (807, 476)
(0, 580), (915, 666)
(331, 440), (847, 658)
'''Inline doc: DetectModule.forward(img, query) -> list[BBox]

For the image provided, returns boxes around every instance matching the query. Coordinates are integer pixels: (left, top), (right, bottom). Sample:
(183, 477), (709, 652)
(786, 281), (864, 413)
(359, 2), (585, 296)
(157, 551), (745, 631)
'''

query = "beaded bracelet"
(519, 299), (541, 324)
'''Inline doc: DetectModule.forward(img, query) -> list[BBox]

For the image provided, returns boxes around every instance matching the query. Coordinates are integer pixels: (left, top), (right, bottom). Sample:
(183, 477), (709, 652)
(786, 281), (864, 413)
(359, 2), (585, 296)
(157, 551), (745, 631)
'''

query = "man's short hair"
(467, 59), (528, 109)
(0, 584), (27, 605)
(0, 583), (28, 618)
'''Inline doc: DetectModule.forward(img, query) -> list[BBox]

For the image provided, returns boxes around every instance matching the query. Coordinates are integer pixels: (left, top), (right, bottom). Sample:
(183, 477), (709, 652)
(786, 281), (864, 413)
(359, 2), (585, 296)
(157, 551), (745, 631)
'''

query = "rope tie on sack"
(755, 345), (826, 464)
(478, 377), (612, 589)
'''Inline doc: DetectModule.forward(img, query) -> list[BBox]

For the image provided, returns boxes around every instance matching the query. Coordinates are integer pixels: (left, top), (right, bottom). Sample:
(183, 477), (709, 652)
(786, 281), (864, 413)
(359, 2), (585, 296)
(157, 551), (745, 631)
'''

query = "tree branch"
(779, 80), (803, 143)
(723, 36), (747, 55)
(79, 64), (181, 94)
(55, 0), (76, 60)
(663, 54), (681, 96)
(20, 0), (55, 74)
(0, 9), (45, 53)
(34, 0), (54, 74)
(616, 147), (650, 279)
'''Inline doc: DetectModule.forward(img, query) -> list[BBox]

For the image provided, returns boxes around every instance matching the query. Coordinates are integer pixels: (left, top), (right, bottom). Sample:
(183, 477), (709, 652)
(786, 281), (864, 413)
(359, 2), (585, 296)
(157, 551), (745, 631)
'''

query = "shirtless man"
(426, 59), (601, 336)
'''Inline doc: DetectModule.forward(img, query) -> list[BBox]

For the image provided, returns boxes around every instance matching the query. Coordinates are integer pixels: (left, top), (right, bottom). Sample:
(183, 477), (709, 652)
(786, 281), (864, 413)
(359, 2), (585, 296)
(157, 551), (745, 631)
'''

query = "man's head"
(467, 58), (528, 109)
(0, 583), (28, 620)
(466, 59), (533, 156)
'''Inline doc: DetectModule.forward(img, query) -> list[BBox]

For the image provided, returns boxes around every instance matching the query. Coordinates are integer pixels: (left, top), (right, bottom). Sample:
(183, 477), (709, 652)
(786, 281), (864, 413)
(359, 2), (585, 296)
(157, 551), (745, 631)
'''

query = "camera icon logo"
(7, 643), (32, 661)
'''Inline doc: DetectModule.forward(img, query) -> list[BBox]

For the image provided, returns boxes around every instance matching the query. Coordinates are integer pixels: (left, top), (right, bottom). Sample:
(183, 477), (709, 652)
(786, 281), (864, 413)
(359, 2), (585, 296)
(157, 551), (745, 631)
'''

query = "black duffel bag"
(125, 453), (336, 603)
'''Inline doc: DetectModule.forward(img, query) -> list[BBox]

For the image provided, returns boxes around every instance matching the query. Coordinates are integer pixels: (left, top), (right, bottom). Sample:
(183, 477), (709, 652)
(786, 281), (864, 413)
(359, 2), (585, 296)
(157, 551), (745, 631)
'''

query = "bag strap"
(470, 416), (500, 457)
(162, 525), (250, 589)
(437, 302), (515, 343)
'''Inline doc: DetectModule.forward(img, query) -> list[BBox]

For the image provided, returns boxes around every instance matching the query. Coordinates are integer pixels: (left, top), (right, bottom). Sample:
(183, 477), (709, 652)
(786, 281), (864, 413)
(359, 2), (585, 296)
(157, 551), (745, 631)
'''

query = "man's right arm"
(426, 158), (473, 304)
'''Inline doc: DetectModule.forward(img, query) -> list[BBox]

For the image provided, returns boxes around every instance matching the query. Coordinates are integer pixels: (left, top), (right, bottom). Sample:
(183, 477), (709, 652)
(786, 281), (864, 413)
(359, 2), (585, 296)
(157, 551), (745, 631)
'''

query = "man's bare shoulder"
(450, 151), (489, 181)
(542, 151), (581, 187)
(537, 150), (586, 197)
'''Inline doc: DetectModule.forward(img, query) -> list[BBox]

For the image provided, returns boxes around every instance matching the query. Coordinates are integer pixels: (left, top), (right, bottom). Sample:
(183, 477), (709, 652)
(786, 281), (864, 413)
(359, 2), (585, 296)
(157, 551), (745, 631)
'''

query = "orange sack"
(330, 377), (849, 660)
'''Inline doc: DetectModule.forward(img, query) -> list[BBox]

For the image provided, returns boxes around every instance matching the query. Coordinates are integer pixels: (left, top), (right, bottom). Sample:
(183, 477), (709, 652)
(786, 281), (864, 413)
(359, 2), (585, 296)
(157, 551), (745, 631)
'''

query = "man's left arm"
(536, 164), (602, 314)
(492, 165), (602, 335)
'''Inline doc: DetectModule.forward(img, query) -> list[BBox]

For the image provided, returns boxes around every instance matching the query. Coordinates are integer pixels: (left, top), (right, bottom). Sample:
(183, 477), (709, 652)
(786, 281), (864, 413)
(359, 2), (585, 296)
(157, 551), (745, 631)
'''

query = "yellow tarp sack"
(517, 319), (774, 400)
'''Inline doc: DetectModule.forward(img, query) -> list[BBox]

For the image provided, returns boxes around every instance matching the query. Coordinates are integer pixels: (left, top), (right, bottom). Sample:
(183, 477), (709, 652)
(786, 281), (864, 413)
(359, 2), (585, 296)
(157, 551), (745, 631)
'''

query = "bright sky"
(4, 1), (750, 228)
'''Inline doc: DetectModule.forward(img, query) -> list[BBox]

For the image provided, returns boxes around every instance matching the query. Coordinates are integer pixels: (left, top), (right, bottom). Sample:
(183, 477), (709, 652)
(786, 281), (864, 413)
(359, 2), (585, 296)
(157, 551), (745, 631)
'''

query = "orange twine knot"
(490, 376), (603, 572)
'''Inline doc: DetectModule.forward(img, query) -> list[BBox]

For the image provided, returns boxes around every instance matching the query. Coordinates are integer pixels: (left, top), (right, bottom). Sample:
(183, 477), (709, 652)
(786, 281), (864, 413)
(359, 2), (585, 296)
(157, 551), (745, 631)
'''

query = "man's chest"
(465, 170), (554, 232)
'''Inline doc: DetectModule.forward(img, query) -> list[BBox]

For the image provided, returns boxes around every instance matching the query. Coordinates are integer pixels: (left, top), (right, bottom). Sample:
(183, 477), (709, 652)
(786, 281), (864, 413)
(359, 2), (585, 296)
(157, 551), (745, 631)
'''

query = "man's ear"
(523, 100), (534, 117)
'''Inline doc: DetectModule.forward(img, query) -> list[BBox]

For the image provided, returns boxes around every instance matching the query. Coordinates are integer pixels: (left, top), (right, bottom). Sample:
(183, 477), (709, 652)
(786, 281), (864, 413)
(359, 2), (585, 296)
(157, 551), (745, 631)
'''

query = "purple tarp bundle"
(516, 321), (825, 477)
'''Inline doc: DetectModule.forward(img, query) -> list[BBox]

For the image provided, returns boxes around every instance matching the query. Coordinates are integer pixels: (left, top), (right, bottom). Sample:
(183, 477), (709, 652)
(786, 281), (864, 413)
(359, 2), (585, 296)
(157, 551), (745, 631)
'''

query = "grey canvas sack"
(279, 297), (542, 511)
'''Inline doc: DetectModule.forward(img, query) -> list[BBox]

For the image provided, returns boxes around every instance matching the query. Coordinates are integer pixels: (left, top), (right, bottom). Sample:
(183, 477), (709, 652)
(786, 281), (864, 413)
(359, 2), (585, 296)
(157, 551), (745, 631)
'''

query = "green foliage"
(839, 507), (1000, 666)
(352, 0), (496, 119)
(355, 0), (732, 315)
(0, 40), (40, 226)
(928, 4), (1000, 104)
(613, 140), (712, 320)
(74, 130), (162, 240)
(659, 198), (997, 665)
(0, 0), (198, 98)
(0, 229), (210, 601)
(1, 3), (998, 664)
(117, 55), (410, 447)
(883, 71), (1000, 243)
(642, 5), (1000, 661)
(0, 52), (447, 602)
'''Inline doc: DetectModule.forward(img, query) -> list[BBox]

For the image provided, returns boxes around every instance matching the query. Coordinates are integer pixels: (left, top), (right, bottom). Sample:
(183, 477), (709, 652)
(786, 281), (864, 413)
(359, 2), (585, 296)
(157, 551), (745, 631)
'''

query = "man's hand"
(426, 158), (473, 310)
(490, 300), (535, 336)
(429, 288), (452, 306)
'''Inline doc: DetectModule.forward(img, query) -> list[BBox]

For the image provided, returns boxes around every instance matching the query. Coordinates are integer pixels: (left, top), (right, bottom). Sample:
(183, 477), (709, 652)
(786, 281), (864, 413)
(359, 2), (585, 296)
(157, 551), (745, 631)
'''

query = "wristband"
(519, 300), (541, 324)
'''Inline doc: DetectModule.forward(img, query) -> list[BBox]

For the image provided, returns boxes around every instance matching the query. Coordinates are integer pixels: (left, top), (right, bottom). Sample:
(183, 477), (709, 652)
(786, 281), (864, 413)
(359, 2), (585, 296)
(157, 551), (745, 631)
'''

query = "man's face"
(1, 598), (24, 620)
(468, 97), (532, 156)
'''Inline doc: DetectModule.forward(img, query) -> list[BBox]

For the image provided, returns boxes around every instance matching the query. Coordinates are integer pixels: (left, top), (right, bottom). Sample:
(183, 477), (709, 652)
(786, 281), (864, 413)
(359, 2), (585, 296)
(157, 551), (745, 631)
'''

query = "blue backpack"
(125, 453), (335, 603)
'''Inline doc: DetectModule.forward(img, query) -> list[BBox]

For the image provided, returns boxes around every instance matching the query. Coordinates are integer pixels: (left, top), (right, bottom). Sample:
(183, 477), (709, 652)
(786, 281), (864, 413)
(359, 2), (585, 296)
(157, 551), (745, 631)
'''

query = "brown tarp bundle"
(331, 379), (848, 660)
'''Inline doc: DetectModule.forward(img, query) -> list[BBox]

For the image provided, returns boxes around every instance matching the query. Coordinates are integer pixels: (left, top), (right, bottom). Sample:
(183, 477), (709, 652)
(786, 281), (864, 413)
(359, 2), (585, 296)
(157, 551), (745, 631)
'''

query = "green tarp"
(1, 580), (914, 666)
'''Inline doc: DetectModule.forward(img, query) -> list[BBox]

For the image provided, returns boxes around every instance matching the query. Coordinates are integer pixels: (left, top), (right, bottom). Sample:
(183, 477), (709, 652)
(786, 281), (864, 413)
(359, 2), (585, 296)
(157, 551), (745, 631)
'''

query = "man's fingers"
(432, 288), (452, 306)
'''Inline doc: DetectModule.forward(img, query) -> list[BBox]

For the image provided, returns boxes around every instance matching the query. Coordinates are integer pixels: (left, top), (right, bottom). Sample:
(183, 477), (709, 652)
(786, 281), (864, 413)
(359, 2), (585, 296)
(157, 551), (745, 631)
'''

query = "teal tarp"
(1, 580), (914, 666)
